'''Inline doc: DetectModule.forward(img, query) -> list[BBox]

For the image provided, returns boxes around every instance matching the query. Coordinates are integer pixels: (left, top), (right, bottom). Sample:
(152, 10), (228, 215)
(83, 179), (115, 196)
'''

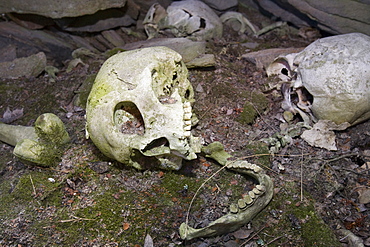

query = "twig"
(251, 102), (278, 132)
(300, 151), (304, 201)
(198, 105), (213, 120)
(184, 162), (230, 236)
(29, 175), (36, 196)
(240, 224), (267, 246)
(265, 235), (283, 246)
(59, 215), (95, 223)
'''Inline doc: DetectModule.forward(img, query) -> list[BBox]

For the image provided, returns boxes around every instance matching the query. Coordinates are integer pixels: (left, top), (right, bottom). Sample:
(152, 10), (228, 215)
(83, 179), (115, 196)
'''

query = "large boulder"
(254, 0), (370, 35)
(0, 0), (127, 18)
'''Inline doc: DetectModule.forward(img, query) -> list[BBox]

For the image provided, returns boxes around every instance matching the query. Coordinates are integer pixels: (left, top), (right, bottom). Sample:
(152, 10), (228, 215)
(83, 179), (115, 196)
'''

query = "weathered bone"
(86, 46), (201, 170)
(0, 113), (70, 166)
(267, 33), (370, 126)
(179, 142), (273, 240)
(143, 1), (223, 41)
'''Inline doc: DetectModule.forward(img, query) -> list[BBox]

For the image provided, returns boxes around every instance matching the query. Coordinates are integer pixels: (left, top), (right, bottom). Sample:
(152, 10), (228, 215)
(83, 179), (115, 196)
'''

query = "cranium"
(85, 46), (201, 170)
(267, 33), (370, 126)
(143, 0), (223, 41)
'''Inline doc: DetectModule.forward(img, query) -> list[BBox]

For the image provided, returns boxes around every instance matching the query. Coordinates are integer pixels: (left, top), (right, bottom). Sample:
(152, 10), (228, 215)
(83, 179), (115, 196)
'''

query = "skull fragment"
(86, 46), (201, 170)
(143, 0), (223, 41)
(267, 33), (370, 126)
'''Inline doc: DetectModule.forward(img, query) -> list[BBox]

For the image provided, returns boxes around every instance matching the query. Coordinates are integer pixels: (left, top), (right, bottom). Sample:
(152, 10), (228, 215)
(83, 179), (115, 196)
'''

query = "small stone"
(232, 229), (252, 239)
(89, 161), (110, 174)
(283, 111), (294, 122)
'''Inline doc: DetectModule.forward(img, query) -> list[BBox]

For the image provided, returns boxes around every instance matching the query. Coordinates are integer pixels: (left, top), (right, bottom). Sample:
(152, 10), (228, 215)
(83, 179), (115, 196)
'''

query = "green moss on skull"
(86, 81), (112, 109)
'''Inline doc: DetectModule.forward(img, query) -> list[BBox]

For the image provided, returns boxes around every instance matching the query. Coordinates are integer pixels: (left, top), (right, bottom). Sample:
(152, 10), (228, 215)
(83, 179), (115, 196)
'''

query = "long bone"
(0, 113), (70, 166)
(179, 141), (273, 240)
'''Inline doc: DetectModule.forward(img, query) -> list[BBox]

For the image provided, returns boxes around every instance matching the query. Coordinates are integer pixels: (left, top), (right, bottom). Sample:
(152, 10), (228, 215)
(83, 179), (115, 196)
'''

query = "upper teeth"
(183, 101), (192, 136)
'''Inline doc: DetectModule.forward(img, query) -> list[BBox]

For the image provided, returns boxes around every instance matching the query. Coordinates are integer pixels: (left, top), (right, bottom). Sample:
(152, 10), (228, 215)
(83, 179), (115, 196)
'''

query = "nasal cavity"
(142, 137), (169, 152)
(114, 102), (145, 135)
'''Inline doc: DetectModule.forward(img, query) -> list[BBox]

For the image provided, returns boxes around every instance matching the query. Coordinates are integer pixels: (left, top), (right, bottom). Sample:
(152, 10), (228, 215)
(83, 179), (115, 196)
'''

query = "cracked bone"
(179, 142), (273, 240)
(220, 11), (257, 35)
(0, 113), (70, 166)
(86, 46), (201, 170)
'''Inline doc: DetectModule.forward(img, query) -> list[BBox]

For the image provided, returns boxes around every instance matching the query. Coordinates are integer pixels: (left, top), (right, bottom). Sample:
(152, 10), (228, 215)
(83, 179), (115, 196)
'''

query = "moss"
(73, 74), (96, 109)
(104, 48), (126, 58)
(86, 81), (112, 109)
(237, 103), (256, 124)
(245, 141), (271, 167)
(11, 170), (61, 202)
(252, 181), (341, 246)
(237, 92), (269, 125)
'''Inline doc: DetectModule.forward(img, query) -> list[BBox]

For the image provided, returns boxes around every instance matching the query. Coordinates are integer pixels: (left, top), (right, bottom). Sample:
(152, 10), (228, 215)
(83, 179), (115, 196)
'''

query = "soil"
(0, 7), (370, 247)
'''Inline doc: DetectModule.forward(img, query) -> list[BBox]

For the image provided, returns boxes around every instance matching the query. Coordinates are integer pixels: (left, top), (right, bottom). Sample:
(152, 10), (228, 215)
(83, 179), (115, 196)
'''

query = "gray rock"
(122, 38), (215, 68)
(0, 52), (46, 79)
(242, 47), (304, 70)
(255, 0), (370, 35)
(201, 0), (238, 13)
(0, 0), (127, 18)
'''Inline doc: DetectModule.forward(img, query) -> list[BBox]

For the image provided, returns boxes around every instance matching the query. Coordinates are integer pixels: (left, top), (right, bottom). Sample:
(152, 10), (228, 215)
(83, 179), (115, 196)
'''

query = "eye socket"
(114, 102), (145, 135)
(281, 68), (289, 76)
(200, 18), (206, 29)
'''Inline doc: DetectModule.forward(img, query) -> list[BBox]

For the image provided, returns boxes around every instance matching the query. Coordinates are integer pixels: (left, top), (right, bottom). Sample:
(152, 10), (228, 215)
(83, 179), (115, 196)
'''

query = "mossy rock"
(237, 91), (269, 125)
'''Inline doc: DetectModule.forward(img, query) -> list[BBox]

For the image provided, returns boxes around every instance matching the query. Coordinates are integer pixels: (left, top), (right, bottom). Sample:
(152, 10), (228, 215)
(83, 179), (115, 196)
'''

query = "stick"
(30, 175), (36, 196)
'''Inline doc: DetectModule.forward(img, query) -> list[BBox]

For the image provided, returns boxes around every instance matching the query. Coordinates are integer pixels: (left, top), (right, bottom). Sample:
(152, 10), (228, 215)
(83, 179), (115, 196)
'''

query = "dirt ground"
(0, 7), (370, 247)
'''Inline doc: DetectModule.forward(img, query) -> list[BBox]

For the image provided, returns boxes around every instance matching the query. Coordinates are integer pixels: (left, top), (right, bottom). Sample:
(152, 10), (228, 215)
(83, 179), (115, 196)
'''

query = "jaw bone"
(179, 142), (273, 240)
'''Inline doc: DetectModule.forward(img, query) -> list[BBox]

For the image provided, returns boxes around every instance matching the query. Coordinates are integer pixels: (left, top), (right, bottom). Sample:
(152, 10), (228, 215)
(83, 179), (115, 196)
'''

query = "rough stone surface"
(0, 0), (127, 18)
(0, 52), (46, 79)
(255, 0), (370, 35)
(122, 38), (215, 68)
(201, 0), (238, 13)
(293, 33), (370, 125)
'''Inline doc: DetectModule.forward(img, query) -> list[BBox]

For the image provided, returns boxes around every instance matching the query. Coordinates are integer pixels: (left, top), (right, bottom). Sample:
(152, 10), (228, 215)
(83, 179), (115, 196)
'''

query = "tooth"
(183, 101), (191, 108)
(248, 191), (256, 199)
(243, 194), (253, 204)
(252, 187), (262, 195)
(251, 164), (262, 173)
(184, 131), (191, 137)
(184, 120), (192, 126)
(238, 199), (247, 209)
(184, 112), (192, 120)
(184, 125), (191, 131)
(184, 107), (192, 114)
(229, 203), (238, 213)
(256, 184), (265, 192)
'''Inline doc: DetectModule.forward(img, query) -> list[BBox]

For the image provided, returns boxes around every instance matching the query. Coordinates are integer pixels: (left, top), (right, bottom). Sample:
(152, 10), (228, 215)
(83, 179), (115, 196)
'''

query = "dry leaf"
(1, 107), (24, 123)
(123, 222), (130, 230)
(144, 234), (153, 247)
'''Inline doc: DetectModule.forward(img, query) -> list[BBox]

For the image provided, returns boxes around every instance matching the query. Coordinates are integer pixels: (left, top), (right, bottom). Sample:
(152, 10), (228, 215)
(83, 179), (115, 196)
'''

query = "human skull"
(143, 0), (223, 41)
(267, 33), (370, 126)
(85, 46), (201, 170)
